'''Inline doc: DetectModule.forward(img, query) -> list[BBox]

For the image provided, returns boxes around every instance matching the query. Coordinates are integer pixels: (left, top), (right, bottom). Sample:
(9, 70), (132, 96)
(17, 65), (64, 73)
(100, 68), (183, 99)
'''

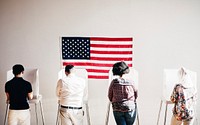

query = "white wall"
(1, 0), (200, 124)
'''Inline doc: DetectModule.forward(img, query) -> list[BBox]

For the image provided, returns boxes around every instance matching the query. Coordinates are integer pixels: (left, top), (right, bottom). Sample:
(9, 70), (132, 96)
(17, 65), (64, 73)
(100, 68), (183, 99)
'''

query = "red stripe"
(63, 62), (114, 67)
(90, 37), (132, 41)
(90, 50), (132, 54)
(88, 75), (109, 79)
(90, 57), (132, 61)
(87, 69), (109, 73)
(90, 44), (132, 48)
(63, 62), (133, 67)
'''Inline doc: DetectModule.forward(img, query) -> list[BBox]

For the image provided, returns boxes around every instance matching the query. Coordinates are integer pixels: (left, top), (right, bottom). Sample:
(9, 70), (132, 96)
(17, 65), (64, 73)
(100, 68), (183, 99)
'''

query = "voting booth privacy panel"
(7, 69), (39, 98)
(157, 68), (197, 125)
(162, 68), (197, 101)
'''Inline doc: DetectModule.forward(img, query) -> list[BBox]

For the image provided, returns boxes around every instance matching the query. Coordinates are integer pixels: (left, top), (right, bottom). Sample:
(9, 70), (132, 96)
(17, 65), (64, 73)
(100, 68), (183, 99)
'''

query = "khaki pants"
(8, 109), (30, 125)
(171, 115), (194, 125)
(60, 107), (83, 125)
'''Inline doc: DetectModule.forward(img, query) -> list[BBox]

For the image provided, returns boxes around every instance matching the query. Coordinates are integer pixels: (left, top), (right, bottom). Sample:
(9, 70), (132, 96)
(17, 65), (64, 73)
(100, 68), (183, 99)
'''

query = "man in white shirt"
(56, 65), (86, 125)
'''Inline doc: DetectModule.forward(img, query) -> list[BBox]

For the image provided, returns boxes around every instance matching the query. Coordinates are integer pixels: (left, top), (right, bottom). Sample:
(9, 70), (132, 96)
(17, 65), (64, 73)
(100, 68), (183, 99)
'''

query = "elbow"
(28, 92), (33, 100)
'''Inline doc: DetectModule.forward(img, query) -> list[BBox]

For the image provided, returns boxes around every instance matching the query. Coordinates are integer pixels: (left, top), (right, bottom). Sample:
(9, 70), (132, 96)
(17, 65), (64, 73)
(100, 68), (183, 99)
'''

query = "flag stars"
(62, 38), (90, 59)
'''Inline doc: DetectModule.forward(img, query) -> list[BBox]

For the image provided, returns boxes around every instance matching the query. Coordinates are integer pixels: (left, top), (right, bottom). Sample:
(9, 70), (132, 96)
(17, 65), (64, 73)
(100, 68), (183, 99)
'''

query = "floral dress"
(170, 84), (195, 121)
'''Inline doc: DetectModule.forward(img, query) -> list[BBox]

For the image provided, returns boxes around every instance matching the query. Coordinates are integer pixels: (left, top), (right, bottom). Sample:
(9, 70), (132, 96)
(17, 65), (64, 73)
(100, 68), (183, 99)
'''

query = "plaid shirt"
(108, 77), (138, 112)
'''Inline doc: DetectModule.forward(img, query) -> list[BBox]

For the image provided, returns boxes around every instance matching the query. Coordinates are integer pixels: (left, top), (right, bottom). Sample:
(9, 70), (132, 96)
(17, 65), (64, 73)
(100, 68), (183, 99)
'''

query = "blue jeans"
(113, 110), (136, 125)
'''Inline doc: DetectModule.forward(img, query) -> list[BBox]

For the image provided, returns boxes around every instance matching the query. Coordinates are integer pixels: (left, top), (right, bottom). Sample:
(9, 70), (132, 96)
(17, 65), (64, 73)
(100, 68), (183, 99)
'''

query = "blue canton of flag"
(62, 37), (90, 60)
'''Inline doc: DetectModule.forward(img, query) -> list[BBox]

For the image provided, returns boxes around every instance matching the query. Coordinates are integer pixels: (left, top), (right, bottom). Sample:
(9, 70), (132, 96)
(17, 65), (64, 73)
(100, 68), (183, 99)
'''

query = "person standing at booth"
(5, 64), (33, 125)
(56, 65), (86, 125)
(108, 61), (138, 125)
(170, 67), (197, 125)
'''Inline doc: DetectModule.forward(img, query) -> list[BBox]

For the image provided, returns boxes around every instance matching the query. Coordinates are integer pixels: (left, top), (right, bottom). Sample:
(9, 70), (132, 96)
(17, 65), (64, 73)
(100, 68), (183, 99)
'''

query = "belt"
(61, 105), (82, 109)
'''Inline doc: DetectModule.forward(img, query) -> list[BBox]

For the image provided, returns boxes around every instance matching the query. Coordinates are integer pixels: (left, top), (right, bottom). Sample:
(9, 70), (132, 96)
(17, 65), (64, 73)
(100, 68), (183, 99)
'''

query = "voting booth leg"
(39, 100), (45, 125)
(35, 103), (39, 125)
(4, 103), (9, 125)
(157, 100), (171, 125)
(85, 103), (91, 125)
(135, 103), (140, 125)
(105, 102), (111, 125)
(56, 104), (60, 125)
(30, 95), (45, 125)
(157, 100), (163, 125)
(164, 102), (168, 125)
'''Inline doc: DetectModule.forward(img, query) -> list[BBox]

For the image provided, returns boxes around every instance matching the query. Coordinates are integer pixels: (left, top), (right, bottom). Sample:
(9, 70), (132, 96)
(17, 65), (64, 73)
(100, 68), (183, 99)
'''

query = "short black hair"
(65, 65), (74, 73)
(112, 61), (129, 76)
(12, 64), (24, 76)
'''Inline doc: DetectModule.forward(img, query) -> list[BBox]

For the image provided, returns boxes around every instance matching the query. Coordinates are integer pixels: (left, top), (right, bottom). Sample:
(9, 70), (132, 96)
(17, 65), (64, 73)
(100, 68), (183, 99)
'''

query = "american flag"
(61, 37), (133, 79)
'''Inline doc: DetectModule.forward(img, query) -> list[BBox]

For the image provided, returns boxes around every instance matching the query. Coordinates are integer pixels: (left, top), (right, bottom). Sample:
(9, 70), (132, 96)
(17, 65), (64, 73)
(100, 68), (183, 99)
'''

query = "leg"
(170, 115), (182, 125)
(59, 108), (73, 125)
(125, 110), (137, 125)
(113, 111), (126, 125)
(73, 109), (84, 125)
(183, 118), (194, 125)
(8, 110), (18, 125)
(18, 109), (31, 125)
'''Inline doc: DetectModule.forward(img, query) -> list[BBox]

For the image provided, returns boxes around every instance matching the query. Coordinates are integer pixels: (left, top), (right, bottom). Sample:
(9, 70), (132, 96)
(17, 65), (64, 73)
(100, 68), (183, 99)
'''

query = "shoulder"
(22, 79), (31, 85)
(5, 78), (14, 86)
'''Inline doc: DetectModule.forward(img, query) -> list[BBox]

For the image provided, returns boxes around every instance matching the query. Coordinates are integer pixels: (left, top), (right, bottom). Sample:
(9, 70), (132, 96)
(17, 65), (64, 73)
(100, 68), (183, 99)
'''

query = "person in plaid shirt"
(108, 61), (138, 125)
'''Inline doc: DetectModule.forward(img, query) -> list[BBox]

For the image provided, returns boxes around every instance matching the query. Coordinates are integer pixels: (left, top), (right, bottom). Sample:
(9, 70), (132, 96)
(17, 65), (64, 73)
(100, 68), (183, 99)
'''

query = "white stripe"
(62, 60), (133, 64)
(91, 41), (132, 45)
(90, 47), (133, 51)
(91, 54), (132, 58)
(62, 64), (132, 70)
(73, 66), (111, 70)
(88, 72), (109, 76)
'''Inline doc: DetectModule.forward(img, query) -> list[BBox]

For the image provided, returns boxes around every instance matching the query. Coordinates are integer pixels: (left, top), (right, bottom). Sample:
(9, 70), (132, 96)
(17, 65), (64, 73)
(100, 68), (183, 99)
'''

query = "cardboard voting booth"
(4, 68), (45, 125)
(157, 68), (197, 125)
(56, 68), (91, 125)
(162, 69), (197, 101)
(106, 68), (139, 125)
(7, 69), (39, 99)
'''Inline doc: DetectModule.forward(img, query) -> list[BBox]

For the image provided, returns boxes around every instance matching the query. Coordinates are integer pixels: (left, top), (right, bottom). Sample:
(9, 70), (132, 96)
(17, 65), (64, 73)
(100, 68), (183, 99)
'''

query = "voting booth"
(4, 68), (45, 125)
(105, 68), (139, 125)
(56, 68), (91, 125)
(157, 68), (197, 125)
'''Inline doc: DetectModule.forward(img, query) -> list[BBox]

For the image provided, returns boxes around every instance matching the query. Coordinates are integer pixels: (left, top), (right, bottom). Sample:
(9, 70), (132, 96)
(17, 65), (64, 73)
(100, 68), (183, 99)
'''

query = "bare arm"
(56, 79), (62, 97)
(5, 92), (10, 103)
(28, 92), (33, 100)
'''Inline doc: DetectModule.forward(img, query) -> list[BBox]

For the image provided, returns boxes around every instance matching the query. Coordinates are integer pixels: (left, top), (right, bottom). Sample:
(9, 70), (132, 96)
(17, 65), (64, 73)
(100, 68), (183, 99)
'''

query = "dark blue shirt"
(5, 77), (32, 110)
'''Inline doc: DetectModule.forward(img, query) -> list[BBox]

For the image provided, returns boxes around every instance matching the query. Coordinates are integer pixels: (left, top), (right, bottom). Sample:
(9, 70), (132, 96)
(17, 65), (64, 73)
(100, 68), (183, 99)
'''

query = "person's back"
(170, 67), (197, 125)
(6, 77), (32, 109)
(57, 74), (85, 107)
(108, 61), (138, 125)
(56, 65), (86, 125)
(5, 64), (33, 125)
